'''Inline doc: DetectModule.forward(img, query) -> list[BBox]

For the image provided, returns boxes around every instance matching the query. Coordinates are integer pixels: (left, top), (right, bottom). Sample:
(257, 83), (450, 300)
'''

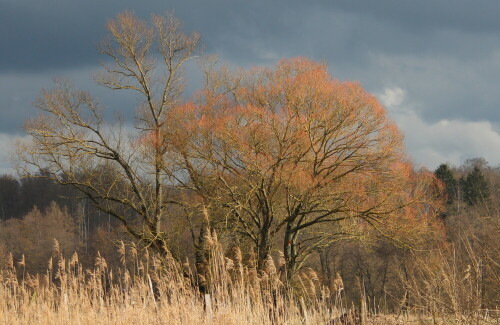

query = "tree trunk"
(283, 224), (299, 280)
(319, 248), (333, 288)
(257, 225), (272, 271)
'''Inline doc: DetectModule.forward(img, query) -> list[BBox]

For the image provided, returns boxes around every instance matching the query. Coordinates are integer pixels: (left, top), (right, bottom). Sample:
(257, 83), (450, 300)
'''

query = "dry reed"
(1, 237), (498, 325)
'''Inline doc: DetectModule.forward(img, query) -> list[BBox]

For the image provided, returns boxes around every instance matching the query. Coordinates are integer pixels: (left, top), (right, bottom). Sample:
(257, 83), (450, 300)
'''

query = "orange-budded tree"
(165, 58), (443, 278)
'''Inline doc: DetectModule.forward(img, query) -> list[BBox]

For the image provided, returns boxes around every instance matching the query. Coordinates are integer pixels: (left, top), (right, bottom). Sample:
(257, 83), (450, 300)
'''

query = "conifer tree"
(435, 164), (457, 204)
(460, 166), (490, 205)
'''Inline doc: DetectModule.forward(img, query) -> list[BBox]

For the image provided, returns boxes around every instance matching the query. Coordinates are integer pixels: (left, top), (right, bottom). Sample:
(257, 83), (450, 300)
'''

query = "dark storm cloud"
(2, 0), (500, 71)
(1, 1), (102, 72)
(0, 0), (295, 72)
(2, 0), (500, 168)
(326, 0), (500, 33)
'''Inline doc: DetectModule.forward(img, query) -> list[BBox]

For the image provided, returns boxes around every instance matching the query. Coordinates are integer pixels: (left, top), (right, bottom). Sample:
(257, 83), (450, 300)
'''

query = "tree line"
(435, 157), (492, 208)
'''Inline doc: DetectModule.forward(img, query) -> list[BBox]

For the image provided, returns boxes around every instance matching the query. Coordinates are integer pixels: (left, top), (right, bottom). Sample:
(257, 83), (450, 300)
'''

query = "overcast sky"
(1, 0), (500, 173)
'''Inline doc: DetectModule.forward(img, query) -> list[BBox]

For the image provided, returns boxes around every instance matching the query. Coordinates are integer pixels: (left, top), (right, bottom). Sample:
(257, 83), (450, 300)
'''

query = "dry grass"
(1, 239), (498, 325)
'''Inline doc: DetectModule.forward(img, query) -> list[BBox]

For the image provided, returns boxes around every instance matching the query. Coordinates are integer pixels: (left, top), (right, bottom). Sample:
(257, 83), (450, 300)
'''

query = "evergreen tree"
(435, 164), (457, 204)
(460, 166), (490, 205)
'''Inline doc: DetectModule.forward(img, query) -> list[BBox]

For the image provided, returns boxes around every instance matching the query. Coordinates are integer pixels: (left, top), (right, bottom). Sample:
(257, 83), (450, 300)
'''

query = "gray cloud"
(1, 0), (500, 170)
(379, 87), (500, 169)
(326, 0), (500, 34)
(4, 0), (498, 71)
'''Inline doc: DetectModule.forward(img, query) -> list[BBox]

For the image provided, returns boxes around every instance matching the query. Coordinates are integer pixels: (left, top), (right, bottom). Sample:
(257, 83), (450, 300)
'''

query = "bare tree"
(17, 12), (199, 256)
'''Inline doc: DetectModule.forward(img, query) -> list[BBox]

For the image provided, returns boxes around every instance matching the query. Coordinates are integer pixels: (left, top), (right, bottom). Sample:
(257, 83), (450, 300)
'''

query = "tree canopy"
(163, 58), (443, 276)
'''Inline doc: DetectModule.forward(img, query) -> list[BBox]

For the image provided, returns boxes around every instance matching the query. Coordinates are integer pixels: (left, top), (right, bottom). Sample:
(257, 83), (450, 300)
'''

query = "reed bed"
(1, 237), (498, 324)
